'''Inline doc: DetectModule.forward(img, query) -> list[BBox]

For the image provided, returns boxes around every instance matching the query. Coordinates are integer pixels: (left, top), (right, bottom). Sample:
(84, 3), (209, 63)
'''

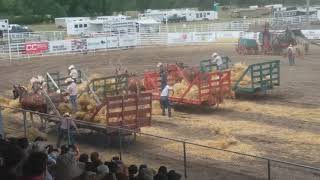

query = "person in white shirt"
(68, 65), (79, 82)
(65, 78), (78, 112)
(211, 52), (223, 70)
(160, 83), (174, 117)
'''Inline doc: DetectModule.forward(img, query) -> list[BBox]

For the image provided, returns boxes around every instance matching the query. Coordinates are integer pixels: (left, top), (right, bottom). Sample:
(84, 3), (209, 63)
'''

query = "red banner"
(25, 42), (49, 54)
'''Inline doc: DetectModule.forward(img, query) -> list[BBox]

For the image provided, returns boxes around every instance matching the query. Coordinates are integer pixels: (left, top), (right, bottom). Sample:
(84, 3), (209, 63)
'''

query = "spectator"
(54, 148), (83, 180)
(46, 145), (59, 166)
(0, 144), (24, 179)
(97, 164), (109, 175)
(88, 152), (102, 172)
(139, 164), (147, 171)
(17, 138), (30, 155)
(136, 167), (154, 180)
(128, 165), (138, 180)
(20, 151), (50, 180)
(167, 170), (181, 180)
(154, 166), (168, 180)
(105, 161), (118, 175)
(60, 145), (69, 155)
(31, 137), (47, 153)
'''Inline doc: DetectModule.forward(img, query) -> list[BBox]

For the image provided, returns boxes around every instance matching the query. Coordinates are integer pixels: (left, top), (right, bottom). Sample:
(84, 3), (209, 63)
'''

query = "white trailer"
(55, 17), (91, 28)
(66, 20), (91, 35)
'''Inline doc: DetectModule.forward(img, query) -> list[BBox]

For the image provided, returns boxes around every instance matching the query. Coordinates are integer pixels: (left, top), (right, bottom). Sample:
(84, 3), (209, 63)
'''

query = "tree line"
(0, 0), (315, 24)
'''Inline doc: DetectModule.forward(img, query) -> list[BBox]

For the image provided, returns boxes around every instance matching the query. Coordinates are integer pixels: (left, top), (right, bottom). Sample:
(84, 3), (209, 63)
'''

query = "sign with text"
(25, 42), (49, 54)
(192, 32), (216, 42)
(71, 39), (87, 51)
(49, 40), (72, 53)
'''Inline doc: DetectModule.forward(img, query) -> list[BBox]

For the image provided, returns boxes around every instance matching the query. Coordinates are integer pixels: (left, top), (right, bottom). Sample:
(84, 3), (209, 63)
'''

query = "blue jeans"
(69, 95), (77, 112)
(57, 128), (75, 147)
(160, 96), (171, 117)
(289, 57), (295, 66)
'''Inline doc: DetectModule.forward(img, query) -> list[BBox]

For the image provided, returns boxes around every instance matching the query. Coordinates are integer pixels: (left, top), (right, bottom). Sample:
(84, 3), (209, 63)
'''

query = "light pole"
(306, 0), (310, 27)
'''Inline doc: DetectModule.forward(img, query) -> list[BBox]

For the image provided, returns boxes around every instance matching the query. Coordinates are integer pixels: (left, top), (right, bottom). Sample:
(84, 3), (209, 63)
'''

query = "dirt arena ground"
(0, 44), (320, 179)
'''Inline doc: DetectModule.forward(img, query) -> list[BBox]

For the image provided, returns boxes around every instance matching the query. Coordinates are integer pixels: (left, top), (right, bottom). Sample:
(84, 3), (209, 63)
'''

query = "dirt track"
(1, 44), (320, 179)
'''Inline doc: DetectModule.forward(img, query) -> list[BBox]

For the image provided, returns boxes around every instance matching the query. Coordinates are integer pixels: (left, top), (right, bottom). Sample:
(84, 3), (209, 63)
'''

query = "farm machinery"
(233, 60), (280, 96)
(45, 71), (152, 137)
(236, 38), (259, 55)
(144, 64), (231, 107)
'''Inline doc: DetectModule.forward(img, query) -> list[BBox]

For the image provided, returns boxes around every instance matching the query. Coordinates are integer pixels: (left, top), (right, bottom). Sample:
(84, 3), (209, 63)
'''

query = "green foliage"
(0, 0), (318, 24)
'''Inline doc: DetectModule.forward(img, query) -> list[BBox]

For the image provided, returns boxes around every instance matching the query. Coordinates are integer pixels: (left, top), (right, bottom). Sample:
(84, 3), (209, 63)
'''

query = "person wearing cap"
(211, 52), (223, 70)
(160, 81), (174, 117)
(57, 113), (78, 148)
(65, 78), (78, 113)
(68, 65), (79, 82)
(287, 44), (295, 66)
(157, 62), (167, 91)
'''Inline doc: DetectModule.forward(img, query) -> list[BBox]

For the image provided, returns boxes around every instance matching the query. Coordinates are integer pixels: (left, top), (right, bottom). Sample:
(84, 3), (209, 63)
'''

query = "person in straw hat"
(57, 112), (78, 148)
(65, 78), (78, 113)
(287, 44), (295, 66)
(68, 65), (79, 83)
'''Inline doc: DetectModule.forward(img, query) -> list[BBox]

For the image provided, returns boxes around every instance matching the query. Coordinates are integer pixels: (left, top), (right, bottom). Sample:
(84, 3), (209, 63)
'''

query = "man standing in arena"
(68, 65), (79, 82)
(65, 78), (78, 113)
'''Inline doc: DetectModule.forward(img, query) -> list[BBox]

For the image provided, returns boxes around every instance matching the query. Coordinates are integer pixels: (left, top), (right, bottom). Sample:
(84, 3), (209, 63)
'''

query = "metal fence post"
(183, 141), (187, 179)
(268, 159), (271, 180)
(23, 111), (27, 138)
(118, 129), (122, 160)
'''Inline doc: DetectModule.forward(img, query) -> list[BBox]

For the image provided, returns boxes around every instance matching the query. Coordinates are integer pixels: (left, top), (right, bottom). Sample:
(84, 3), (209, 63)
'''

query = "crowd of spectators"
(0, 136), (182, 180)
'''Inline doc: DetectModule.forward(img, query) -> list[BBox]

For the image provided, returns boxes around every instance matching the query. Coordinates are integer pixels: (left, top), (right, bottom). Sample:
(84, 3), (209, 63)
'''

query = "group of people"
(0, 136), (182, 180)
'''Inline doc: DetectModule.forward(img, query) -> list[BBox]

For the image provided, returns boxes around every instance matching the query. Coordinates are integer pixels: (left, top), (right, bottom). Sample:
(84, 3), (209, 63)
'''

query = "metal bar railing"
(1, 105), (320, 180)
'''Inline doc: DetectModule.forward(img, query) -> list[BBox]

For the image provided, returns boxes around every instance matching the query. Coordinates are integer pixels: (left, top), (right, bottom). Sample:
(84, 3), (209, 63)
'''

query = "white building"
(265, 4), (283, 11)
(140, 9), (218, 23)
(0, 19), (9, 30)
(96, 15), (130, 22)
(55, 17), (91, 28)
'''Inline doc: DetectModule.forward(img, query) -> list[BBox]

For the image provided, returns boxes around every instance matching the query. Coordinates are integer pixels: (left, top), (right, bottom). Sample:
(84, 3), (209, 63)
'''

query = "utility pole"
(306, 0), (310, 27)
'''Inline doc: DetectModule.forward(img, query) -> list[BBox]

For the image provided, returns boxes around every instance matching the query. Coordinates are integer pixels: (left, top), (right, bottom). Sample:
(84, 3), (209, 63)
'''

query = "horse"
(12, 85), (68, 125)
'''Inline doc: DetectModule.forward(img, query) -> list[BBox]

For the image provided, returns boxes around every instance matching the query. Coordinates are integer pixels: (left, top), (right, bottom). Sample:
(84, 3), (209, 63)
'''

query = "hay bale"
(152, 101), (162, 115)
(0, 96), (10, 105)
(230, 62), (251, 87)
(172, 80), (198, 100)
(58, 103), (72, 114)
(27, 127), (47, 141)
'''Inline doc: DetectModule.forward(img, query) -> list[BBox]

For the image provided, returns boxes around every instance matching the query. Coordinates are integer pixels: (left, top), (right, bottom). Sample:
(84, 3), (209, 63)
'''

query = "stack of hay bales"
(230, 62), (251, 87)
(172, 80), (198, 100)
(0, 96), (22, 115)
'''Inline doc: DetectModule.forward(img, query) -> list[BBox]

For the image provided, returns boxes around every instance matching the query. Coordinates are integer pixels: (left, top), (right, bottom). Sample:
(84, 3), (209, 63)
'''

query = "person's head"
(79, 153), (89, 163)
(139, 164), (147, 171)
(158, 166), (167, 175)
(97, 164), (110, 175)
(128, 165), (138, 176)
(22, 151), (48, 177)
(68, 144), (79, 156)
(17, 137), (29, 150)
(60, 144), (69, 155)
(90, 152), (100, 162)
(167, 170), (181, 180)
(106, 161), (118, 174)
(157, 62), (163, 69)
(65, 78), (74, 85)
(3, 144), (24, 169)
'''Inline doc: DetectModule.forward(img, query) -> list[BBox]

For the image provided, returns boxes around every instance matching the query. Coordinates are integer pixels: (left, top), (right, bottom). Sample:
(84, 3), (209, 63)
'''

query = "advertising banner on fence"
(25, 42), (49, 54)
(302, 30), (320, 40)
(49, 40), (72, 53)
(106, 36), (119, 48)
(239, 32), (258, 40)
(167, 33), (193, 44)
(119, 34), (137, 47)
(87, 37), (108, 50)
(215, 31), (241, 43)
(71, 39), (87, 51)
(192, 32), (216, 42)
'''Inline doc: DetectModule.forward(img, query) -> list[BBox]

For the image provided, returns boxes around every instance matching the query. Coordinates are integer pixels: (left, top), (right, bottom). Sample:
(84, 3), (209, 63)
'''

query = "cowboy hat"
(156, 62), (163, 68)
(68, 65), (75, 70)
(211, 52), (218, 58)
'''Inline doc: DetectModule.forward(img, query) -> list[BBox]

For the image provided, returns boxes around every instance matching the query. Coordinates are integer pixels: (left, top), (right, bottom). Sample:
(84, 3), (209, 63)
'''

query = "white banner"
(106, 36), (119, 48)
(192, 32), (216, 42)
(119, 34), (137, 47)
(302, 30), (320, 40)
(239, 32), (258, 40)
(87, 37), (107, 50)
(49, 40), (72, 53)
(215, 31), (241, 43)
(167, 33), (193, 44)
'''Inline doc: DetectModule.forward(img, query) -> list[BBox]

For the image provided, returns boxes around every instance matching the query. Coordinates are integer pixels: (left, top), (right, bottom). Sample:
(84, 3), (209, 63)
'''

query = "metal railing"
(1, 105), (320, 180)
